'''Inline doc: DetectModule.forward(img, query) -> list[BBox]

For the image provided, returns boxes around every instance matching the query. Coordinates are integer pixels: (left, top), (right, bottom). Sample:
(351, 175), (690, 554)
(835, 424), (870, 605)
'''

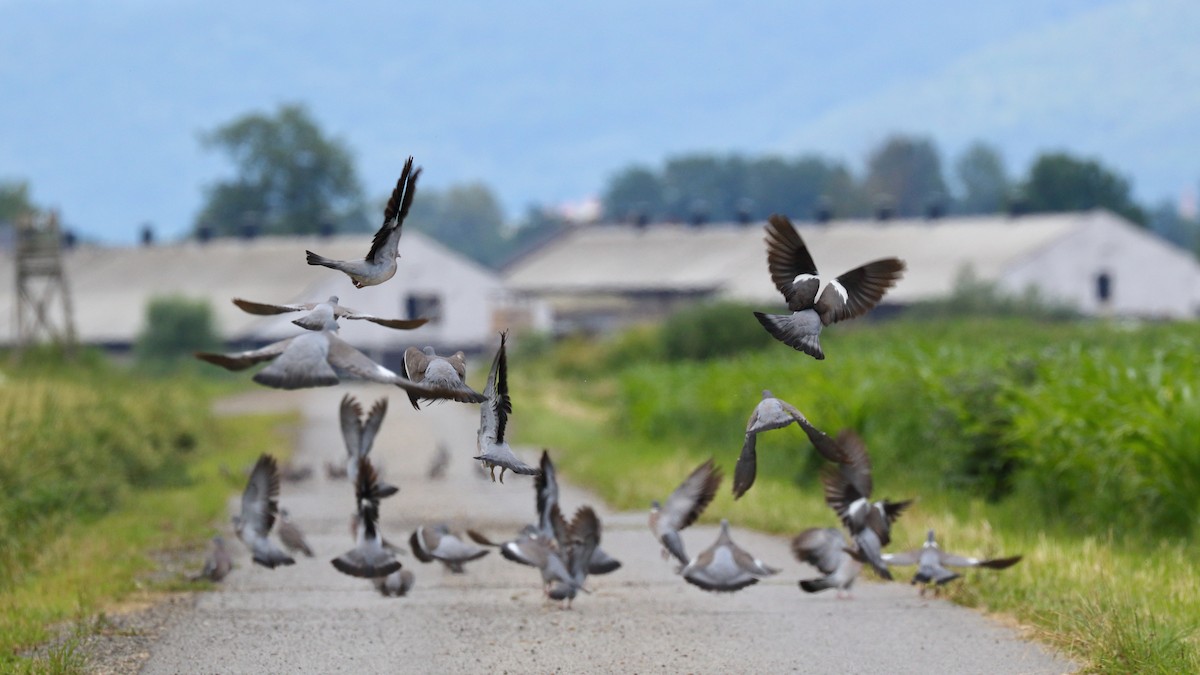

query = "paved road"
(143, 385), (1075, 674)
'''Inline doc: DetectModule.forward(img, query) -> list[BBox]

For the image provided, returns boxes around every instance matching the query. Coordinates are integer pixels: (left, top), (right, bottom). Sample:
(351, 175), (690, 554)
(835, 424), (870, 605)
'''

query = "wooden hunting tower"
(13, 210), (76, 353)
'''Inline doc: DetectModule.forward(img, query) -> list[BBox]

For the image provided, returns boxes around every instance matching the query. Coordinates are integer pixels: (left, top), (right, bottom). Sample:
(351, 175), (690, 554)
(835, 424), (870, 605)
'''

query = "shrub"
(659, 300), (775, 361)
(135, 296), (220, 367)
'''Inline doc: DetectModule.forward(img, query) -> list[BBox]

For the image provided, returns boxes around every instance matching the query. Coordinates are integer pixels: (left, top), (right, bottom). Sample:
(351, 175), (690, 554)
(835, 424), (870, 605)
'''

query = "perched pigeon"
(754, 214), (905, 359)
(196, 324), (465, 397)
(233, 454), (295, 569)
(325, 460), (348, 480)
(339, 394), (390, 484)
(547, 506), (602, 608)
(733, 390), (847, 499)
(231, 295), (429, 331)
(332, 456), (403, 579)
(306, 156), (420, 288)
(279, 461), (313, 483)
(681, 519), (778, 593)
(821, 430), (912, 581)
(650, 458), (722, 566)
(409, 525), (490, 573)
(276, 508), (314, 558)
(536, 451), (620, 574)
(792, 527), (862, 598)
(191, 535), (232, 582)
(883, 530), (1022, 595)
(374, 569), (416, 597)
(474, 332), (539, 482)
(401, 346), (486, 410)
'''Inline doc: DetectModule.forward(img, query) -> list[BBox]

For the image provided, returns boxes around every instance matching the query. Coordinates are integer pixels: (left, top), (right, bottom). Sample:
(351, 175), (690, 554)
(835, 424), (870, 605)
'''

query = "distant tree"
(194, 103), (368, 236)
(0, 179), (38, 224)
(135, 296), (220, 367)
(407, 183), (508, 268)
(502, 204), (570, 266)
(1147, 199), (1199, 251)
(1021, 152), (1146, 225)
(864, 135), (947, 217)
(661, 155), (746, 222)
(954, 142), (1009, 214)
(602, 166), (663, 222)
(743, 156), (856, 221)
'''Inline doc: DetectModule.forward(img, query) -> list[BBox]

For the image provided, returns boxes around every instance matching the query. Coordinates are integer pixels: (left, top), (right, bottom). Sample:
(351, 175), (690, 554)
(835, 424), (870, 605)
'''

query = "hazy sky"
(6, 0), (1194, 244)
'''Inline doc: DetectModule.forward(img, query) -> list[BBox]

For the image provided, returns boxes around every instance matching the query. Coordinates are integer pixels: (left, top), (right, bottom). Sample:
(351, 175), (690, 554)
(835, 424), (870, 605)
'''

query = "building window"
(406, 293), (443, 324)
(1095, 272), (1112, 303)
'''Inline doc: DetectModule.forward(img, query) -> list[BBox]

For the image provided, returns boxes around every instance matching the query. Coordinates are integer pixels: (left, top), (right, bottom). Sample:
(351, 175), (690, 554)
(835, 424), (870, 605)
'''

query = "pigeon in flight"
(276, 508), (314, 558)
(547, 506), (603, 609)
(233, 454), (295, 569)
(306, 156), (421, 288)
(232, 295), (429, 331)
(733, 390), (847, 499)
(409, 525), (490, 573)
(883, 530), (1022, 595)
(754, 214), (905, 359)
(535, 451), (620, 575)
(792, 527), (862, 598)
(332, 456), (403, 579)
(468, 524), (573, 596)
(474, 331), (539, 482)
(681, 519), (779, 593)
(401, 346), (487, 410)
(339, 394), (390, 484)
(650, 458), (722, 567)
(191, 535), (233, 582)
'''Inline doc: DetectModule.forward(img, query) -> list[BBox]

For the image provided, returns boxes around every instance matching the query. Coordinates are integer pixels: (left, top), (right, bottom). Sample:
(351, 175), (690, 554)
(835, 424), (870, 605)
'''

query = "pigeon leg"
(488, 465), (497, 482)
(499, 466), (508, 484)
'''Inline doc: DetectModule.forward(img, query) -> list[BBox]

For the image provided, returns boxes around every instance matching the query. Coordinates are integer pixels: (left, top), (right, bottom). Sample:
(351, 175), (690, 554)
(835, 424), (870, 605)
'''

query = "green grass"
(0, 352), (293, 671)
(511, 317), (1200, 673)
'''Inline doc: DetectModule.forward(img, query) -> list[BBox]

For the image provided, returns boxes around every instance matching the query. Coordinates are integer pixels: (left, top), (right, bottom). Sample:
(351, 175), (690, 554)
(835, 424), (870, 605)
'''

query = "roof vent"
(688, 199), (709, 227)
(735, 198), (755, 225)
(196, 223), (213, 244)
(62, 229), (77, 249)
(140, 223), (155, 246)
(873, 194), (894, 222)
(814, 195), (833, 224)
(319, 222), (336, 238)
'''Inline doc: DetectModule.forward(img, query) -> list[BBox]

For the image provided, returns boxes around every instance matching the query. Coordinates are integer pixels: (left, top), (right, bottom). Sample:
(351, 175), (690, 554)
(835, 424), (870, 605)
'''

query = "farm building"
(0, 230), (511, 367)
(504, 209), (1200, 334)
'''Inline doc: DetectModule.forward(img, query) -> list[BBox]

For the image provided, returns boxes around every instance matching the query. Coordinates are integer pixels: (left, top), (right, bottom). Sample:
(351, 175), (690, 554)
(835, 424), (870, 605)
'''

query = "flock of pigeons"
(190, 158), (1022, 606)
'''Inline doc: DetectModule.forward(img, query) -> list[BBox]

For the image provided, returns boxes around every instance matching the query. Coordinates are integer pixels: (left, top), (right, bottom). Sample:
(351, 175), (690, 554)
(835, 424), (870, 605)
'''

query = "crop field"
(512, 314), (1200, 672)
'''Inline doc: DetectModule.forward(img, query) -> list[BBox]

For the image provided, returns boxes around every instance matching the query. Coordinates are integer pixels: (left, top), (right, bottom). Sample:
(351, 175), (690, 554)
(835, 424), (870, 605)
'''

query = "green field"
(512, 314), (1200, 673)
(0, 351), (291, 671)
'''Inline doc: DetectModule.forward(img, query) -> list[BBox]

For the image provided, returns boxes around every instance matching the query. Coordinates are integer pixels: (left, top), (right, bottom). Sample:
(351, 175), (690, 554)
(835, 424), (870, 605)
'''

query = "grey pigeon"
(792, 527), (862, 598)
(191, 535), (232, 582)
(409, 525), (490, 573)
(332, 456), (403, 579)
(821, 430), (912, 581)
(374, 569), (415, 597)
(401, 346), (486, 410)
(883, 530), (1022, 595)
(426, 443), (451, 480)
(196, 322), (466, 397)
(232, 295), (429, 331)
(754, 214), (905, 359)
(325, 460), (348, 479)
(279, 461), (313, 483)
(233, 454), (296, 569)
(536, 451), (620, 574)
(474, 331), (539, 482)
(547, 506), (602, 609)
(306, 157), (420, 288)
(276, 508), (314, 558)
(468, 524), (573, 595)
(339, 394), (390, 484)
(650, 458), (722, 567)
(681, 519), (778, 593)
(733, 390), (848, 499)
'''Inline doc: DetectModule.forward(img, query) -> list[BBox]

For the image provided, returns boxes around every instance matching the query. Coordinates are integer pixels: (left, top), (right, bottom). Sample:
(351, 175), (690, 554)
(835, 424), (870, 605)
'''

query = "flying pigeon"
(883, 530), (1022, 595)
(754, 214), (905, 359)
(536, 451), (620, 574)
(191, 535), (232, 582)
(276, 508), (314, 558)
(792, 527), (862, 598)
(547, 506), (602, 608)
(401, 346), (486, 410)
(374, 569), (416, 597)
(233, 454), (296, 569)
(474, 331), (540, 482)
(733, 390), (847, 499)
(821, 430), (912, 581)
(339, 394), (390, 484)
(232, 295), (429, 331)
(306, 156), (420, 288)
(409, 525), (490, 573)
(332, 456), (403, 579)
(650, 458), (722, 567)
(681, 519), (779, 593)
(468, 524), (574, 595)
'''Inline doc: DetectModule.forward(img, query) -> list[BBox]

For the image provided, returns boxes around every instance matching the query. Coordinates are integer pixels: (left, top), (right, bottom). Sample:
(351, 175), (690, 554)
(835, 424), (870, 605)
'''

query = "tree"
(602, 166), (663, 222)
(954, 142), (1009, 214)
(864, 135), (947, 217)
(0, 179), (38, 224)
(194, 103), (368, 236)
(661, 155), (746, 222)
(1021, 152), (1146, 225)
(407, 183), (508, 268)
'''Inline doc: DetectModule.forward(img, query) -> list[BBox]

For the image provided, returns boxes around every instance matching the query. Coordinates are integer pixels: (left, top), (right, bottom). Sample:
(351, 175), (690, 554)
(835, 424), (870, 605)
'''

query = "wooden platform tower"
(14, 210), (76, 354)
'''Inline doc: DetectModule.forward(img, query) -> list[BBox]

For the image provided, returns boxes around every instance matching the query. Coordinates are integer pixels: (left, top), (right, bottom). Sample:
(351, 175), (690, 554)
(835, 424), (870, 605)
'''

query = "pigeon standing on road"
(232, 295), (429, 331)
(401, 347), (487, 410)
(792, 527), (862, 598)
(191, 535), (233, 582)
(474, 332), (539, 482)
(733, 390), (847, 499)
(681, 519), (779, 593)
(276, 508), (314, 558)
(306, 156), (421, 288)
(650, 458), (722, 567)
(374, 569), (416, 597)
(332, 456), (403, 579)
(883, 530), (1023, 595)
(427, 443), (451, 480)
(754, 214), (905, 359)
(233, 454), (296, 569)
